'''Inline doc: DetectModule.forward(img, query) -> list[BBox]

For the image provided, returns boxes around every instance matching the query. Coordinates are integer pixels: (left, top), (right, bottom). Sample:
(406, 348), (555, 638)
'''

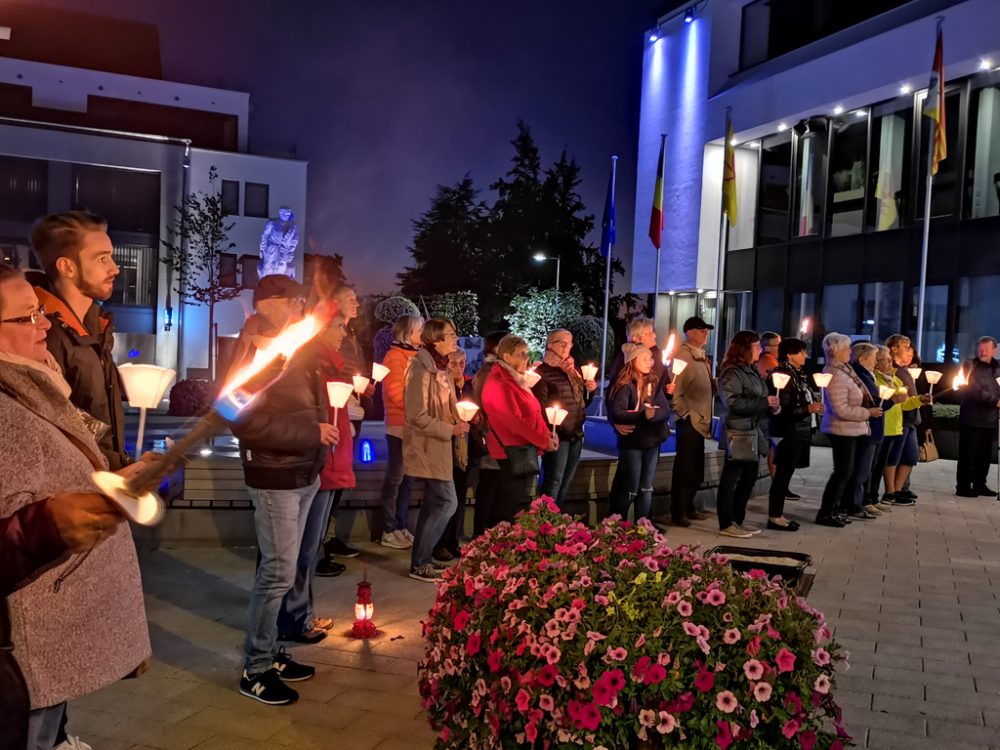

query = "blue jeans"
(277, 488), (335, 637)
(243, 477), (320, 675)
(540, 436), (584, 510)
(849, 441), (879, 512)
(380, 435), (412, 533)
(409, 478), (458, 569)
(27, 703), (65, 750)
(610, 446), (659, 520)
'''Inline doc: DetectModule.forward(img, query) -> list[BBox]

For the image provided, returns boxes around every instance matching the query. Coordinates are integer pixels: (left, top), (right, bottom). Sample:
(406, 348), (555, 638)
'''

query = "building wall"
(182, 148), (307, 377)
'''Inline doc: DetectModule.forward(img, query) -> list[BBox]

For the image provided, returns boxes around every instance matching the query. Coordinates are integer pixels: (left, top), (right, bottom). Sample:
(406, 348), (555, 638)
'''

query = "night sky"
(36, 0), (678, 294)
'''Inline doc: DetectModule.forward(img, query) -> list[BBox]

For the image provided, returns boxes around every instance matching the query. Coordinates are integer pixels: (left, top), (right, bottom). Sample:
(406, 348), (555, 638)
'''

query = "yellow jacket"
(875, 369), (923, 437)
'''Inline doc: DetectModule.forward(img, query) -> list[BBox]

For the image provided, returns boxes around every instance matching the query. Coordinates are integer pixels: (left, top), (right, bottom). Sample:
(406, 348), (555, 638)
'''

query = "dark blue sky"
(41, 0), (674, 292)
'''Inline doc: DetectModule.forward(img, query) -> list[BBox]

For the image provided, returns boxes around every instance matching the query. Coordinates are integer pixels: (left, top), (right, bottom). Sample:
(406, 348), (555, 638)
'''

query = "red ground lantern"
(352, 579), (377, 638)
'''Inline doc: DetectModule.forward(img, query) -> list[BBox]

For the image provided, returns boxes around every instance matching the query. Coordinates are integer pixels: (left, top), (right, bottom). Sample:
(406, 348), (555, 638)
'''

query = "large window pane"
(791, 291), (817, 357)
(860, 281), (903, 344)
(792, 122), (828, 238)
(827, 113), (868, 236)
(109, 244), (157, 307)
(820, 284), (859, 338)
(910, 284), (949, 363)
(955, 277), (1000, 361)
(72, 165), (160, 234)
(756, 133), (792, 245)
(754, 288), (784, 337)
(0, 155), (48, 223)
(967, 73), (1000, 219)
(867, 97), (913, 232)
(916, 88), (961, 220)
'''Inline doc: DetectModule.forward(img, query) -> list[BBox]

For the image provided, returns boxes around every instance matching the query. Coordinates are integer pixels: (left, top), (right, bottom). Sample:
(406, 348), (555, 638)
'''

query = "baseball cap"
(253, 275), (305, 305)
(683, 316), (715, 332)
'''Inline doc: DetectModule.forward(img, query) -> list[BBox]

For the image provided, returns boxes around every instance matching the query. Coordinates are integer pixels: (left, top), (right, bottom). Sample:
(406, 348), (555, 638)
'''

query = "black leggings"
(768, 438), (809, 517)
(820, 435), (860, 516)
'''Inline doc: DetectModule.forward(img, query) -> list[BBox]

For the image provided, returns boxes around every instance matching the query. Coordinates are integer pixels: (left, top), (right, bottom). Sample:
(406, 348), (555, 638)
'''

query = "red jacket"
(315, 337), (357, 491)
(481, 364), (551, 460)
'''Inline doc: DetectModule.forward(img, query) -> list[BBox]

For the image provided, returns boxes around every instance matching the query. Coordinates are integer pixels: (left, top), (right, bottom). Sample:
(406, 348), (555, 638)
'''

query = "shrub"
(373, 325), (395, 364)
(429, 291), (480, 337)
(419, 500), (849, 749)
(505, 288), (583, 360)
(167, 379), (215, 417)
(566, 315), (615, 369)
(375, 295), (421, 323)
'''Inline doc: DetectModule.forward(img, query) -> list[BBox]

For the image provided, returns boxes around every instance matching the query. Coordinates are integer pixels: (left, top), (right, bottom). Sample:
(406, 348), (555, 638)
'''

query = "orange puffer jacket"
(383, 343), (418, 428)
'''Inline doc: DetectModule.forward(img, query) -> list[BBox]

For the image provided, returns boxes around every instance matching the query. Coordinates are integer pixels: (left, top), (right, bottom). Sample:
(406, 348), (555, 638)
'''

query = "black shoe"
(324, 538), (360, 558)
(278, 627), (326, 644)
(833, 513), (852, 524)
(898, 489), (918, 500)
(974, 485), (999, 497)
(891, 495), (916, 506)
(785, 491), (802, 501)
(671, 516), (692, 528)
(273, 648), (315, 682)
(767, 520), (799, 532)
(432, 547), (454, 563)
(955, 486), (977, 497)
(848, 510), (877, 521)
(240, 667), (299, 705)
(815, 514), (846, 528)
(686, 511), (709, 521)
(315, 557), (346, 577)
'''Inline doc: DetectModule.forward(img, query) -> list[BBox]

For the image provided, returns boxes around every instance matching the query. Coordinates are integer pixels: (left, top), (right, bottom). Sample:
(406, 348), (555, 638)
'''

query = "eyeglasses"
(1, 305), (45, 325)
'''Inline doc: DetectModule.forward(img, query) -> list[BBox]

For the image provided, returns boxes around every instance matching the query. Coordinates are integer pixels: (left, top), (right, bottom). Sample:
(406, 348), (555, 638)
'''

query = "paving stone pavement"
(66, 450), (1000, 749)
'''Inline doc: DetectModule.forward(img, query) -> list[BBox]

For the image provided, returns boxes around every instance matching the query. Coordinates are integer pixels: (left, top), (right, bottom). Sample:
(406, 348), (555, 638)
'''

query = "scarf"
(0, 350), (108, 465)
(496, 359), (533, 393)
(423, 344), (450, 372)
(543, 350), (585, 405)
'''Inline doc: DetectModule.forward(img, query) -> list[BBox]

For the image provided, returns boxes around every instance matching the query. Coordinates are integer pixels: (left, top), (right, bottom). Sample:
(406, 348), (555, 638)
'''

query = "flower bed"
(418, 499), (850, 749)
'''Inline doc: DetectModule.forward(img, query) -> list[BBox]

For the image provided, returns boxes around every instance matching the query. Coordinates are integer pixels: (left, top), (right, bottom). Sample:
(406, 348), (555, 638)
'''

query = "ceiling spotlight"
(854, 110), (868, 118)
(777, 122), (788, 132)
(649, 30), (660, 42)
(833, 105), (845, 115)
(980, 58), (993, 71)
(900, 83), (913, 94)
(748, 141), (760, 148)
(684, 7), (695, 23)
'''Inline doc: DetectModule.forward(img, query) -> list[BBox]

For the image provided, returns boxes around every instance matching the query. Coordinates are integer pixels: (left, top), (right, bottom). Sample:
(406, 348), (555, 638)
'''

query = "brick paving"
(66, 450), (1000, 749)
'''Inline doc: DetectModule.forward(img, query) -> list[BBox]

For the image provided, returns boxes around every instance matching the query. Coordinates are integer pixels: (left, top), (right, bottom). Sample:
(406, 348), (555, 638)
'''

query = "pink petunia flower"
(775, 647), (797, 673)
(753, 682), (773, 702)
(716, 719), (734, 750)
(799, 730), (817, 750)
(657, 711), (677, 734)
(706, 589), (727, 606)
(639, 708), (657, 727)
(677, 600), (694, 617)
(814, 674), (831, 694)
(811, 647), (831, 666)
(683, 621), (702, 637)
(782, 719), (800, 739)
(716, 690), (738, 713)
(607, 647), (628, 661)
(743, 659), (765, 680)
(723, 628), (741, 644)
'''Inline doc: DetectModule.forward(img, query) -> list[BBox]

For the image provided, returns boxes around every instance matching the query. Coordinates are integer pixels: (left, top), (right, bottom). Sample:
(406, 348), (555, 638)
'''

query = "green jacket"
(875, 370), (923, 437)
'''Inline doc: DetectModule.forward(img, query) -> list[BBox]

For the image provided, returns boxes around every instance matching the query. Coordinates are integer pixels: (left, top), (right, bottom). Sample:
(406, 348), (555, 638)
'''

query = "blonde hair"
(392, 314), (423, 343)
(496, 334), (529, 359)
(421, 317), (456, 346)
(31, 211), (108, 277)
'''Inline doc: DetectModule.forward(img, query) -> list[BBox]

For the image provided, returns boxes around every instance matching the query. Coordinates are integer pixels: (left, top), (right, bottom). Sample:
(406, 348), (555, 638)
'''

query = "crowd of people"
(3, 209), (1000, 739)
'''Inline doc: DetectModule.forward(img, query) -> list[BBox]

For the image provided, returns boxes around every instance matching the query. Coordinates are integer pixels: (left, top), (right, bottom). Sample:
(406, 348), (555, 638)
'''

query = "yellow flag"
(723, 115), (737, 226)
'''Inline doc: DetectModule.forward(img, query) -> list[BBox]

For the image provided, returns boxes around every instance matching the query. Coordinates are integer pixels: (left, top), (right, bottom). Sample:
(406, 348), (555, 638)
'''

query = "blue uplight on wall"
(128, 348), (141, 359)
(360, 439), (375, 464)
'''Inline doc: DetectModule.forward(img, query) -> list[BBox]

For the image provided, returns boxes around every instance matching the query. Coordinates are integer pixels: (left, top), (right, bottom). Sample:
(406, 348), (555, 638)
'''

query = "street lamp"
(533, 252), (561, 293)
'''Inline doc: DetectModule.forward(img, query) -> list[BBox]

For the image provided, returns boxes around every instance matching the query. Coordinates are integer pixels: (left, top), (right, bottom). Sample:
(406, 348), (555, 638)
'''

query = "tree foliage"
(505, 287), (583, 361)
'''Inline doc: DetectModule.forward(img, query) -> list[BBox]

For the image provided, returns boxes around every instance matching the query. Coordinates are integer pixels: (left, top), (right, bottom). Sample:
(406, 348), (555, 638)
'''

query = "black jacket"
(231, 340), (327, 490)
(959, 358), (1000, 429)
(532, 362), (592, 440)
(719, 364), (771, 434)
(35, 286), (129, 470)
(767, 363), (815, 441)
(608, 377), (670, 449)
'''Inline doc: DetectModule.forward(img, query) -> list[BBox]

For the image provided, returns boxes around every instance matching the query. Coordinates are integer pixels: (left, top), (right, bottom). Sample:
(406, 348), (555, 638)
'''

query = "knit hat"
(622, 343), (650, 364)
(253, 274), (304, 305)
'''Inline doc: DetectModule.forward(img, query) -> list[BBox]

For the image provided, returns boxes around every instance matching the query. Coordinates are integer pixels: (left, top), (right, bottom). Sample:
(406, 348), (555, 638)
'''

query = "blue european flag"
(600, 166), (616, 258)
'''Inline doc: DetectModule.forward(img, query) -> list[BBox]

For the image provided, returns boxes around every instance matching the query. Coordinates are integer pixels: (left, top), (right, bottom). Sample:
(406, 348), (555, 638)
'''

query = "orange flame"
(220, 314), (323, 398)
(952, 367), (967, 390)
(800, 317), (812, 335)
(662, 332), (676, 366)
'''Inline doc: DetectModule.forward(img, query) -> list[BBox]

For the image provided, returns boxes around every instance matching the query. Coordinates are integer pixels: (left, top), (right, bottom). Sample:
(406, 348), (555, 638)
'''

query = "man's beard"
(73, 262), (114, 301)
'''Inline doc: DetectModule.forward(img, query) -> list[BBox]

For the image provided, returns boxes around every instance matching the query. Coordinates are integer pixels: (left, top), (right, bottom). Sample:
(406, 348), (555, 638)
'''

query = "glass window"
(0, 155), (48, 223)
(860, 281), (903, 345)
(754, 288), (784, 336)
(109, 244), (157, 307)
(955, 277), (1000, 362)
(791, 291), (817, 357)
(722, 291), (752, 347)
(827, 112), (868, 236)
(756, 133), (792, 245)
(792, 122), (828, 238)
(72, 165), (161, 234)
(820, 284), (859, 338)
(698, 291), (719, 357)
(244, 182), (269, 218)
(916, 88), (961, 220)
(221, 179), (240, 216)
(966, 72), (1000, 219)
(867, 97), (913, 232)
(908, 284), (949, 363)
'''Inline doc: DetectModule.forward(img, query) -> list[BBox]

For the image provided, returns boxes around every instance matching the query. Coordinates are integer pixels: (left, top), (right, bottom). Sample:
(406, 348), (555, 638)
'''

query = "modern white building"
(0, 29), (307, 378)
(633, 0), (1000, 363)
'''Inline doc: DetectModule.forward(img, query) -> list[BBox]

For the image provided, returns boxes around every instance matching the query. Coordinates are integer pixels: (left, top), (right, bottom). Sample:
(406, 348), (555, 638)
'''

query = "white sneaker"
(719, 525), (754, 539)
(876, 502), (894, 512)
(399, 528), (415, 543)
(738, 524), (762, 536)
(380, 531), (410, 550)
(55, 738), (94, 750)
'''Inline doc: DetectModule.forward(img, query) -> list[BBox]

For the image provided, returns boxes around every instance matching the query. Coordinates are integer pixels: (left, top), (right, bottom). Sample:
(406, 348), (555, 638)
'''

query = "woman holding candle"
(716, 331), (779, 538)
(876, 346), (928, 506)
(848, 342), (899, 520)
(532, 329), (597, 510)
(403, 318), (468, 583)
(378, 314), (424, 550)
(887, 335), (926, 504)
(433, 348), (474, 562)
(607, 344), (670, 521)
(766, 337), (824, 531)
(817, 333), (883, 527)
(481, 335), (557, 525)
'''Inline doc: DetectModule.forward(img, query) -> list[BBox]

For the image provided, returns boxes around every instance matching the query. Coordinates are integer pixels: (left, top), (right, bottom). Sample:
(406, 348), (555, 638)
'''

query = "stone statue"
(257, 206), (299, 278)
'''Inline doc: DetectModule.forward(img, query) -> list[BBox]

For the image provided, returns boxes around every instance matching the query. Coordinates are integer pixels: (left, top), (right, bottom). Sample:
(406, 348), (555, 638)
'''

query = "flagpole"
(916, 18), (944, 358)
(598, 155), (618, 418)
(653, 134), (666, 323)
(710, 108), (733, 371)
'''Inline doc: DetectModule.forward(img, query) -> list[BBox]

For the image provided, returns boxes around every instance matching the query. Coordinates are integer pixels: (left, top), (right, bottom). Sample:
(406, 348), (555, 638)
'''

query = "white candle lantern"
(455, 400), (480, 422)
(925, 369), (943, 402)
(371, 363), (390, 383)
(771, 372), (791, 391)
(327, 381), (355, 423)
(812, 372), (833, 390)
(118, 363), (176, 461)
(878, 385), (896, 401)
(580, 363), (598, 382)
(524, 368), (542, 388)
(545, 405), (569, 436)
(352, 374), (370, 394)
(671, 359), (688, 377)
(906, 367), (923, 381)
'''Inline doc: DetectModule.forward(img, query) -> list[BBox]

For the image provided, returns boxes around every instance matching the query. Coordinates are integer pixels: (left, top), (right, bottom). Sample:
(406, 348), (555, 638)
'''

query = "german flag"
(648, 134), (666, 249)
(923, 24), (946, 176)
